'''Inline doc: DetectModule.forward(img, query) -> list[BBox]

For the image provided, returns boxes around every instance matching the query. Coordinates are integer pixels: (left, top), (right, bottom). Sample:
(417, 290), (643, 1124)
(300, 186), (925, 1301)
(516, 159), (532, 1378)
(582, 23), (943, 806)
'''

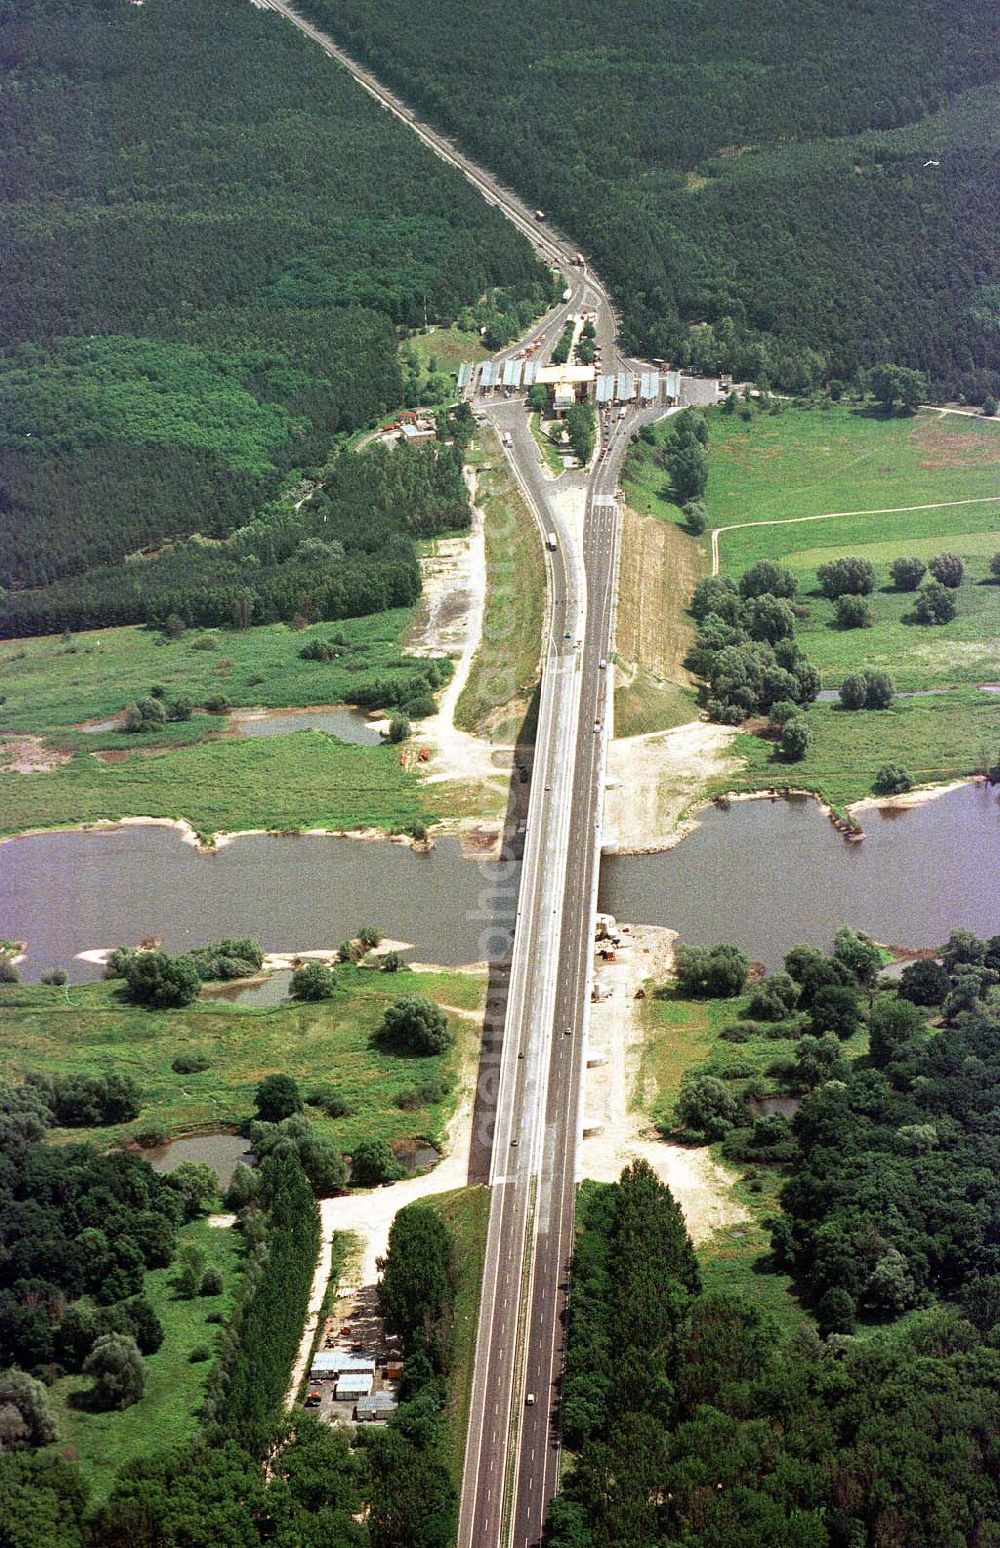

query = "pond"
(0, 826), (516, 982)
(200, 970), (294, 1008)
(144, 1132), (253, 1188)
(226, 706), (383, 746)
(599, 782), (1000, 968)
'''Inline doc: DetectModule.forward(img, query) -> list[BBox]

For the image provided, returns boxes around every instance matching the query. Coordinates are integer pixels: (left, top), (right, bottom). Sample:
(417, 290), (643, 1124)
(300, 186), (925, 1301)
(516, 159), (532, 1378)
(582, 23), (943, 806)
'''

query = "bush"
(779, 717), (810, 760)
(381, 951), (406, 972)
(839, 672), (868, 710)
(131, 1124), (169, 1148)
(387, 716), (410, 743)
(255, 1073), (302, 1123)
(171, 1052), (211, 1074)
(165, 695), (193, 721)
(305, 1085), (350, 1119)
(122, 951), (201, 1009)
(189, 1344), (212, 1363)
(378, 996), (453, 1055)
(928, 551), (964, 588)
(168, 1161), (219, 1221)
(984, 395), (999, 417)
(738, 561), (797, 600)
(864, 671), (896, 709)
(834, 593), (874, 629)
(350, 1137), (402, 1187)
(817, 556), (876, 598)
(289, 961), (336, 1001)
(890, 556), (926, 591)
(990, 553), (1000, 581)
(768, 699), (799, 728)
(358, 925), (382, 949)
(204, 693), (231, 714)
(674, 943), (750, 998)
(26, 1069), (142, 1126)
(200, 1266), (224, 1296)
(0, 1370), (57, 1451)
(719, 1023), (751, 1042)
(873, 764), (913, 796)
(914, 581), (957, 624)
(675, 1075), (742, 1139)
(810, 984), (864, 1041)
(683, 500), (707, 534)
(898, 958), (950, 1006)
(40, 967), (68, 986)
(83, 1333), (146, 1410)
(0, 954), (19, 984)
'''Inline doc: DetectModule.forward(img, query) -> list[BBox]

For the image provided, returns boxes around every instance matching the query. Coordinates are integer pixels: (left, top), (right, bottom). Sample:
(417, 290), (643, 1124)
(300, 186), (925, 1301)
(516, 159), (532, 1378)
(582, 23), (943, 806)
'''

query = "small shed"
(356, 1392), (399, 1422)
(310, 1350), (376, 1381)
(335, 1372), (374, 1401)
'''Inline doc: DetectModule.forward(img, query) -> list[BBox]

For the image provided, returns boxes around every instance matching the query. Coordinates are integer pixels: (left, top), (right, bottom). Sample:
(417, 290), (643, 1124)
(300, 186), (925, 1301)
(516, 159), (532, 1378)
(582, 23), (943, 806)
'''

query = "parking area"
(302, 1284), (403, 1427)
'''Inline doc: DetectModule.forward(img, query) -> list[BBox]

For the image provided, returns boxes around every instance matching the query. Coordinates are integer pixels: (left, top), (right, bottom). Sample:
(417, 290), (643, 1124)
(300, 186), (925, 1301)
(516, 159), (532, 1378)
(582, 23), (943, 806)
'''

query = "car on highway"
(599, 658), (607, 670)
(525, 1393), (535, 1406)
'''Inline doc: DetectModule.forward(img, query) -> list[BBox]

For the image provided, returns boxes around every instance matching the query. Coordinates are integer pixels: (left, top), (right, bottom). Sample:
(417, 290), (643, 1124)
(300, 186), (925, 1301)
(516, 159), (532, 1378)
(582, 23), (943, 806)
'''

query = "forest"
(544, 932), (1000, 1546)
(0, 430), (471, 638)
(298, 0), (1000, 398)
(0, 0), (548, 614)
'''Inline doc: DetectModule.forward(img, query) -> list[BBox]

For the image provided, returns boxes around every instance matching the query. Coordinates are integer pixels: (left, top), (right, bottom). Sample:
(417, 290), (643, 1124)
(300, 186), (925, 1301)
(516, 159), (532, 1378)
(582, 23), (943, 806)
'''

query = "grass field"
(0, 963), (485, 1153)
(529, 412), (568, 477)
(455, 429), (545, 739)
(402, 325), (487, 399)
(707, 403), (1000, 527)
(0, 611), (462, 839)
(44, 1216), (242, 1498)
(424, 1185), (490, 1489)
(701, 403), (1000, 806)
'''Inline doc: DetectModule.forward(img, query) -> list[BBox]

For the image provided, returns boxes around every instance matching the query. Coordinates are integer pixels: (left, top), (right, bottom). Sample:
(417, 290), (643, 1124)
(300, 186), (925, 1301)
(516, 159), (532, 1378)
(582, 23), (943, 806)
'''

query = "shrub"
(914, 581), (957, 624)
(683, 500), (707, 534)
(165, 696), (193, 722)
(171, 1052), (210, 1074)
(381, 951), (406, 973)
(990, 553), (1000, 581)
(719, 1024), (751, 1043)
(675, 1075), (742, 1139)
(898, 958), (950, 1006)
(255, 1074), (302, 1123)
(378, 996), (453, 1055)
(674, 943), (750, 998)
(40, 967), (67, 986)
(189, 1344), (212, 1363)
(122, 951), (201, 1009)
(83, 1333), (146, 1410)
(984, 395), (999, 417)
(768, 699), (799, 728)
(402, 692), (436, 719)
(834, 593), (874, 629)
(191, 634), (217, 651)
(873, 764), (913, 796)
(738, 561), (797, 600)
(350, 1137), (402, 1187)
(290, 962), (336, 1001)
(839, 672), (869, 710)
(387, 716), (410, 743)
(779, 717), (810, 760)
(204, 693), (231, 713)
(890, 556), (926, 591)
(928, 552), (964, 588)
(0, 954), (20, 985)
(864, 671), (896, 709)
(817, 556), (876, 598)
(163, 614), (186, 639)
(305, 1085), (350, 1119)
(200, 1266), (224, 1296)
(131, 1124), (169, 1148)
(358, 926), (382, 949)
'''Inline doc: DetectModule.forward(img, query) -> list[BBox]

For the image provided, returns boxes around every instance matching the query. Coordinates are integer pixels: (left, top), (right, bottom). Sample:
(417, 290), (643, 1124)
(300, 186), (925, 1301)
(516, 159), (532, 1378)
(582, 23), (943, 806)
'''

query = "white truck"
(546, 532), (558, 551)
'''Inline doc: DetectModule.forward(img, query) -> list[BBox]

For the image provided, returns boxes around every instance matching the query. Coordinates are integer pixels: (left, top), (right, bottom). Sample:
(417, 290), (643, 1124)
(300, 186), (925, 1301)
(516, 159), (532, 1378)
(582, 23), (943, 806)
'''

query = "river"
(599, 782), (1000, 967)
(3, 782), (997, 981)
(0, 826), (515, 982)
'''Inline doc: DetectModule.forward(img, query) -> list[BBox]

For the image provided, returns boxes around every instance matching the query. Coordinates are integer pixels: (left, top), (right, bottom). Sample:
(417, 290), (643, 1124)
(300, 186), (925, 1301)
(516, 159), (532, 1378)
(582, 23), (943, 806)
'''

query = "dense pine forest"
(0, 0), (548, 619)
(299, 0), (1000, 398)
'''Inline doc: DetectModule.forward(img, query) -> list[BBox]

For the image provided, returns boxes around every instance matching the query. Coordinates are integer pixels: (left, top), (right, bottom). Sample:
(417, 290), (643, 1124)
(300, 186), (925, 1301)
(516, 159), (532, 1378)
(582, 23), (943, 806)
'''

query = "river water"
(0, 827), (515, 982)
(599, 782), (1000, 967)
(3, 783), (997, 982)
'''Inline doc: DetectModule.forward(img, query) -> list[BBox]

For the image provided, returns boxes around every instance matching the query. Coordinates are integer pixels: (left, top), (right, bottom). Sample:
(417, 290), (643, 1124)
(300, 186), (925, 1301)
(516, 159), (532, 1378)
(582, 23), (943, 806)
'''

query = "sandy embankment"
(580, 923), (749, 1241)
(604, 719), (742, 853)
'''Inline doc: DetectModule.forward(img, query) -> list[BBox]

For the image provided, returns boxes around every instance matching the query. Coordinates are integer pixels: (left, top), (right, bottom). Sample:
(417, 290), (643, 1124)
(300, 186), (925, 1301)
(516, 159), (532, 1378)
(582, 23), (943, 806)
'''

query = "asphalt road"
(252, 8), (701, 1541)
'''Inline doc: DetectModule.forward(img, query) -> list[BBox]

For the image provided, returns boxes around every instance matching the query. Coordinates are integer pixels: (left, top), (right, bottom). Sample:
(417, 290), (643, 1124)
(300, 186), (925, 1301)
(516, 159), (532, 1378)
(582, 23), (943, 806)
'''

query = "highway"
(255, 5), (694, 1543)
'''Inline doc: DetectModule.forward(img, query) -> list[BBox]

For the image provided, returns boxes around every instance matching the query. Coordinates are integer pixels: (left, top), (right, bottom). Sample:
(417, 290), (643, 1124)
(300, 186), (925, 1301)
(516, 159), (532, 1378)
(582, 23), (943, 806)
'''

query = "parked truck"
(546, 532), (558, 551)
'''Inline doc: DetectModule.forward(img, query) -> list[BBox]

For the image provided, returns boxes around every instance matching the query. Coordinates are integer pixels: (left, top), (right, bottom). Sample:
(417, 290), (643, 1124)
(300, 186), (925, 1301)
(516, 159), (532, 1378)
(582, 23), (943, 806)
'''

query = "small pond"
(226, 706), (383, 745)
(600, 781), (1000, 969)
(144, 1133), (253, 1188)
(747, 1095), (801, 1120)
(200, 970), (293, 1008)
